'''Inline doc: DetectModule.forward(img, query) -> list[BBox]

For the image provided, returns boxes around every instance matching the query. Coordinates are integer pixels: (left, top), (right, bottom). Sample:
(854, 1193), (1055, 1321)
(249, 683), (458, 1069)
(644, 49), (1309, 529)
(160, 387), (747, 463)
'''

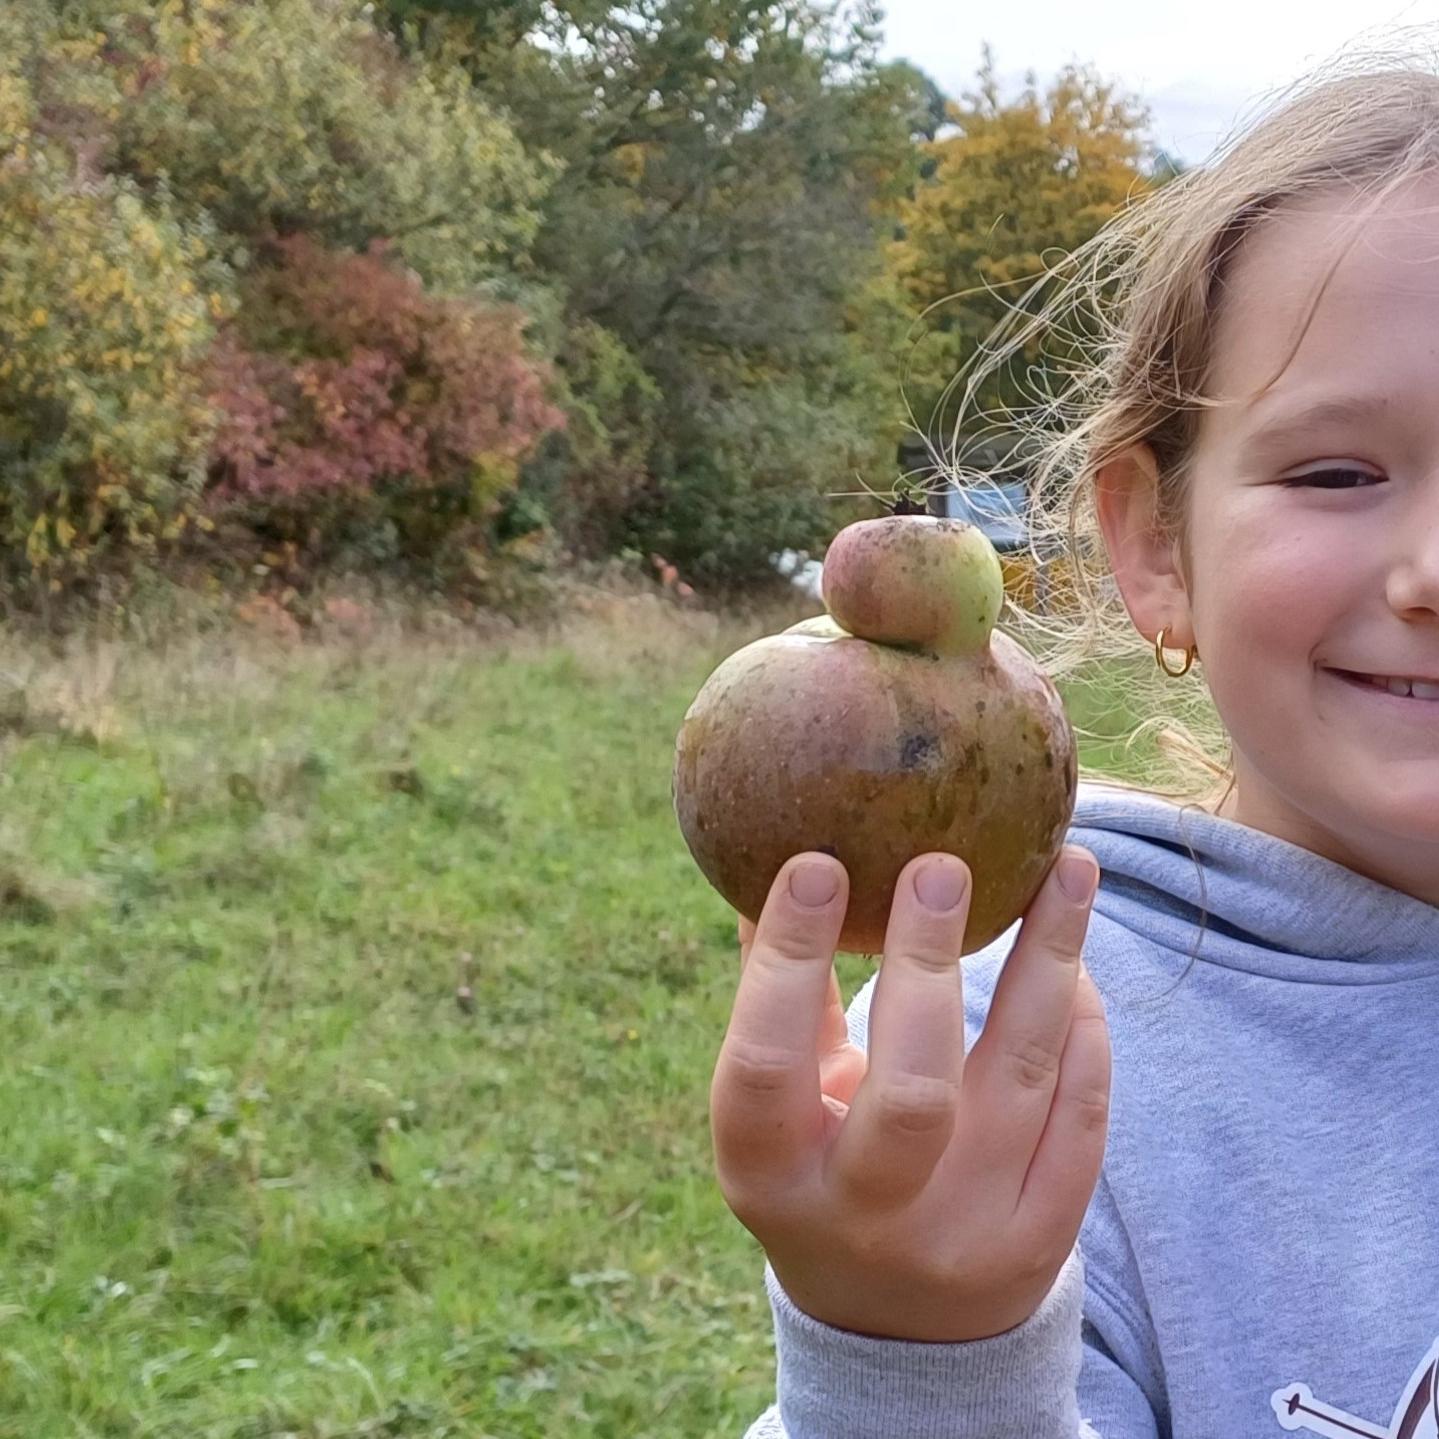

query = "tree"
(879, 59), (950, 143)
(1151, 147), (1190, 184)
(108, 0), (550, 297)
(383, 0), (931, 584)
(0, 0), (226, 589)
(889, 45), (1156, 467)
(0, 0), (562, 597)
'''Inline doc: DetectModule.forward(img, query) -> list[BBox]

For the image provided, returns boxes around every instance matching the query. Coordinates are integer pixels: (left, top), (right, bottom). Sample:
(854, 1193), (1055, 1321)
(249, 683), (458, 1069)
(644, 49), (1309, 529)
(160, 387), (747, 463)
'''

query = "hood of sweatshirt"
(1068, 779), (1439, 980)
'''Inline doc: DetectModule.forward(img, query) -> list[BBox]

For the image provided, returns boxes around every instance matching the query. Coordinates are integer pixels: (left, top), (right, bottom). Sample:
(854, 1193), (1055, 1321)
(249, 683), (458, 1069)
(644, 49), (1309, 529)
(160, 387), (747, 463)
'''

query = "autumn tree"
(890, 45), (1157, 474)
(0, 0), (560, 598)
(384, 0), (937, 584)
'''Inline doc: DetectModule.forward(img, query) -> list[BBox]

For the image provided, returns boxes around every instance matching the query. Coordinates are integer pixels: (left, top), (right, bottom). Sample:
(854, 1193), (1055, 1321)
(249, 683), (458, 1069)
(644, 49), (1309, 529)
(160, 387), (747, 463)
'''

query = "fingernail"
(790, 861), (838, 908)
(915, 857), (967, 912)
(1057, 847), (1098, 902)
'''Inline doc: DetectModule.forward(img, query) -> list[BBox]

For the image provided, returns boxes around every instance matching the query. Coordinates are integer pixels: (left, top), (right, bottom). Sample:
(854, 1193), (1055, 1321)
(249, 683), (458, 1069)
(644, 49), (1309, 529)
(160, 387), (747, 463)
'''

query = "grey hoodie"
(743, 780), (1439, 1439)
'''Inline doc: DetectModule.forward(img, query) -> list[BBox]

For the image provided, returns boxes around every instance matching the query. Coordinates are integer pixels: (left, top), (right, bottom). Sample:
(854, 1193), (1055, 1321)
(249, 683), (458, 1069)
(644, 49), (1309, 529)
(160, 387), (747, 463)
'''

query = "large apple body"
(672, 515), (1077, 955)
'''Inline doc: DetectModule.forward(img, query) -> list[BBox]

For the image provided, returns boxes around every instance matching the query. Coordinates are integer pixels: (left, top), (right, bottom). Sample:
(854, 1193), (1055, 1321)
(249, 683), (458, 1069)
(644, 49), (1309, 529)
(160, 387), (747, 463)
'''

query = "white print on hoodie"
(1274, 1340), (1439, 1438)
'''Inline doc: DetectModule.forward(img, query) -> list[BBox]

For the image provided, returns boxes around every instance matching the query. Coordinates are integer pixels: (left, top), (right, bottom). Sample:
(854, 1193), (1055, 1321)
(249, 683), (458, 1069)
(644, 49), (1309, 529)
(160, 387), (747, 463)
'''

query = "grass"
(0, 593), (1151, 1438)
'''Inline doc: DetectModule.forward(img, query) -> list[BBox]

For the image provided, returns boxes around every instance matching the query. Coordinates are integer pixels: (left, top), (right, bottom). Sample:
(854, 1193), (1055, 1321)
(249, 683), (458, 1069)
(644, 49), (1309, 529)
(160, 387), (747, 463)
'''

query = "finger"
(819, 1042), (866, 1115)
(963, 846), (1098, 1173)
(742, 909), (851, 1099)
(712, 854), (849, 1183)
(825, 853), (970, 1207)
(1014, 960), (1111, 1241)
(738, 913), (756, 960)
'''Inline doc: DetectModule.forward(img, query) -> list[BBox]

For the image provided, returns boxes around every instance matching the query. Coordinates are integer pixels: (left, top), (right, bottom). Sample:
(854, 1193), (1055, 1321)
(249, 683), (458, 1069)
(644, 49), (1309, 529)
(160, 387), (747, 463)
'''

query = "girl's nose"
(1387, 504), (1439, 621)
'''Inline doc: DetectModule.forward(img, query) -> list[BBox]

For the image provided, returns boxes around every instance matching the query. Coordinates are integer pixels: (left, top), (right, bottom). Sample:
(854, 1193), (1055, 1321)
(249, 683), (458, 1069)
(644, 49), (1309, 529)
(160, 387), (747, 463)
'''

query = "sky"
(876, 1), (1439, 165)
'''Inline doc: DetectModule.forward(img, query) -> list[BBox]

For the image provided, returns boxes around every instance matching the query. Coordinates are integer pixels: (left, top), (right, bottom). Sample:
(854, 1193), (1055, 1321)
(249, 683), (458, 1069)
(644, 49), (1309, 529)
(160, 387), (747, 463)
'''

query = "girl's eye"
(1280, 468), (1383, 489)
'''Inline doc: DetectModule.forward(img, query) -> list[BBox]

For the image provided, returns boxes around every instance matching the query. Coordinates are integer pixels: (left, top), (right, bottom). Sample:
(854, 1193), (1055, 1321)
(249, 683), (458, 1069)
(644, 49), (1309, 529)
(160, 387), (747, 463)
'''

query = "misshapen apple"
(672, 513), (1077, 954)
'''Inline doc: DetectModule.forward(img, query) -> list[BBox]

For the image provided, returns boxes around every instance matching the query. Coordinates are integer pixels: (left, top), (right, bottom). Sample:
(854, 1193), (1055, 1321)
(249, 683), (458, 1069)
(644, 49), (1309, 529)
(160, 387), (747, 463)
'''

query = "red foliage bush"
(206, 235), (564, 504)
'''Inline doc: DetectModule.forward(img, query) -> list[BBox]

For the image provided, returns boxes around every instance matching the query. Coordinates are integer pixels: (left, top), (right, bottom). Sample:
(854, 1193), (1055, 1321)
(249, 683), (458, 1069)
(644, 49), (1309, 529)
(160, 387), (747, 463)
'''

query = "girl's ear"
(1093, 443), (1196, 652)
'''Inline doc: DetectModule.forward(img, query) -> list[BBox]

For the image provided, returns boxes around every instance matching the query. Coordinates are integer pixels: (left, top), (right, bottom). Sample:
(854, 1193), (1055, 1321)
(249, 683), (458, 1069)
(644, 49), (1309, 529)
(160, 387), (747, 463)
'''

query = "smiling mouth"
(1326, 668), (1439, 701)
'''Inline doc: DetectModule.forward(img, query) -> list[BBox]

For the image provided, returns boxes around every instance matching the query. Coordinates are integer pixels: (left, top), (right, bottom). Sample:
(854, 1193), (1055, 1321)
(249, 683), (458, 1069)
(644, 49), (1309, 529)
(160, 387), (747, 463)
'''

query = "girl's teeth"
(1361, 674), (1439, 699)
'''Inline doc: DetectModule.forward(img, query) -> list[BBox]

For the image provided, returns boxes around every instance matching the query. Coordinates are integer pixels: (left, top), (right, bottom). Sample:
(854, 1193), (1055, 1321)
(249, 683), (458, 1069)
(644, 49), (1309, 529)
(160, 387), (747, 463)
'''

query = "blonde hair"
(914, 40), (1439, 813)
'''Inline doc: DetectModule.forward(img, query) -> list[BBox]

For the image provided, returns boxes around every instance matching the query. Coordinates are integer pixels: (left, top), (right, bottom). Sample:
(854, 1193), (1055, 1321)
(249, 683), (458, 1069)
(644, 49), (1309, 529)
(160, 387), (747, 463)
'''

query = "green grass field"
(0, 598), (1149, 1437)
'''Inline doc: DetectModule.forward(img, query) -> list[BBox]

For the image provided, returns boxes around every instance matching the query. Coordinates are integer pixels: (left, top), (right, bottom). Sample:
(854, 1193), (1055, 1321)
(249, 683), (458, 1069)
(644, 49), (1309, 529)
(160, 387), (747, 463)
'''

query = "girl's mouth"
(1325, 668), (1439, 705)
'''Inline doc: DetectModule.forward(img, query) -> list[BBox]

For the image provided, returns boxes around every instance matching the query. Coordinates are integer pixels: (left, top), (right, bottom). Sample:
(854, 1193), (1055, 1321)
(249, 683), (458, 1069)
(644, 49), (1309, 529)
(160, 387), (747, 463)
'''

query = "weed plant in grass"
(0, 595), (1153, 1437)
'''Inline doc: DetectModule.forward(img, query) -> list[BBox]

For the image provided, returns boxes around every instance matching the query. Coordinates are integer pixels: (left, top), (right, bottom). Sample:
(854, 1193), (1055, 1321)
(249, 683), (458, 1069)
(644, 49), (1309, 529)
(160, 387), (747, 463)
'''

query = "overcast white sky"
(877, 1), (1439, 164)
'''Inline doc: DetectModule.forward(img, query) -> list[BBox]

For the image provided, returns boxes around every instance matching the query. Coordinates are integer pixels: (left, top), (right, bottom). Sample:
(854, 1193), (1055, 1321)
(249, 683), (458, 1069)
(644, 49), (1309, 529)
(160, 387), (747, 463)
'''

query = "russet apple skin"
(672, 612), (1076, 955)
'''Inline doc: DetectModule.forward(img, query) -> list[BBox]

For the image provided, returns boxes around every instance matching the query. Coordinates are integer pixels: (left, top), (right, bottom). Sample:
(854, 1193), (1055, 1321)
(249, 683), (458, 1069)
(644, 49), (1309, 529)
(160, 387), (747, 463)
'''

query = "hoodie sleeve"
(740, 1246), (1138, 1439)
(739, 1255), (1161, 1438)
(738, 946), (1164, 1439)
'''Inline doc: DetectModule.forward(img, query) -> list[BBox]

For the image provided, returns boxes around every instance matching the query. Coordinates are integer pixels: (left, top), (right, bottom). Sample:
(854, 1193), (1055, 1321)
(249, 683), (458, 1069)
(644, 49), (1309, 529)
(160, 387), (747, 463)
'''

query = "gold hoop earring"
(1155, 626), (1197, 678)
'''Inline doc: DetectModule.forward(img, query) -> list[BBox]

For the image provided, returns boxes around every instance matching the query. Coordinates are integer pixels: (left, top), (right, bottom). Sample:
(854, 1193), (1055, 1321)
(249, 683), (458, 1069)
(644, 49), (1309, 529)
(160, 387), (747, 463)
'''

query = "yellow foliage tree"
(0, 165), (226, 584)
(890, 45), (1156, 473)
(0, 3), (232, 587)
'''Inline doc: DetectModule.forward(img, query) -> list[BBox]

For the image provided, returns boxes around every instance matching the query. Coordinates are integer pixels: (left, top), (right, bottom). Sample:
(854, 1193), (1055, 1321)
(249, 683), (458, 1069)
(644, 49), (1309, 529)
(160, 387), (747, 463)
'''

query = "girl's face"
(1172, 181), (1439, 899)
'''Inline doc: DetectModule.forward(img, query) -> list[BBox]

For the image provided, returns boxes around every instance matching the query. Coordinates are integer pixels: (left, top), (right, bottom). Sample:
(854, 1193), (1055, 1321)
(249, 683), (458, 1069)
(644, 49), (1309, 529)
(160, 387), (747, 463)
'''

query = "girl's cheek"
(1193, 513), (1358, 673)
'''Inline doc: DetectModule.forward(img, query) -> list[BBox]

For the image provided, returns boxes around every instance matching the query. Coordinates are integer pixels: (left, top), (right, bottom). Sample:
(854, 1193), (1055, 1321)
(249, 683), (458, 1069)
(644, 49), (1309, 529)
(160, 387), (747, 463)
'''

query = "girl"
(713, 53), (1439, 1439)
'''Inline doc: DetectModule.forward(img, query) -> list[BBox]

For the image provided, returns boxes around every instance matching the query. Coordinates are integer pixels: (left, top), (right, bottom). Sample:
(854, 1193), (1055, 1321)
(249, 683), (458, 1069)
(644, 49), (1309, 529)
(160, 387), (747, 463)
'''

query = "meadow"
(0, 593), (1148, 1437)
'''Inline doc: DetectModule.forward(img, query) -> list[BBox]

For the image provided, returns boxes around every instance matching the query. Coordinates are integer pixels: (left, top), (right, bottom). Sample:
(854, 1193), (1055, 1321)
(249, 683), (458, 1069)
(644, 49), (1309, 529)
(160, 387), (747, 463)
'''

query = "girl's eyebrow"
(1245, 395), (1391, 455)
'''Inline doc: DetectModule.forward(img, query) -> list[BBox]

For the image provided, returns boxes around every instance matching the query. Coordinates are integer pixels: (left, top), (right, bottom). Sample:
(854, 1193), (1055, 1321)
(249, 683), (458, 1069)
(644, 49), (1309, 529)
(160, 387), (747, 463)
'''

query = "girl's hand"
(710, 846), (1109, 1342)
